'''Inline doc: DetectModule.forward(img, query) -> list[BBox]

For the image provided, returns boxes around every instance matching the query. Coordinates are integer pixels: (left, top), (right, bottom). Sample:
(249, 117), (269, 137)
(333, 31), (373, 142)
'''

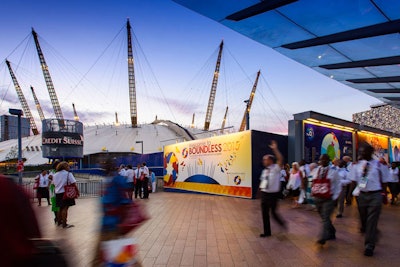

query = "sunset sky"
(0, 0), (380, 134)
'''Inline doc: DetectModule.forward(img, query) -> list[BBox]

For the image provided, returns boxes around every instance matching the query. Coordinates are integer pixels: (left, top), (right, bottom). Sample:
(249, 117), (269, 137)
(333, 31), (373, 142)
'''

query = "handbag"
(311, 168), (332, 199)
(118, 202), (149, 234)
(63, 173), (79, 200)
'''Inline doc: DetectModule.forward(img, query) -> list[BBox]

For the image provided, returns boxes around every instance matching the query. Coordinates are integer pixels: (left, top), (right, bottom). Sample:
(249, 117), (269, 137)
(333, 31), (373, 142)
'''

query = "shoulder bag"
(63, 173), (79, 200)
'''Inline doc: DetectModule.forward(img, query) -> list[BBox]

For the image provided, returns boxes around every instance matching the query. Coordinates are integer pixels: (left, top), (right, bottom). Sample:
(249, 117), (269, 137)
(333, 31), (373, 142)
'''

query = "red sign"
(17, 160), (24, 172)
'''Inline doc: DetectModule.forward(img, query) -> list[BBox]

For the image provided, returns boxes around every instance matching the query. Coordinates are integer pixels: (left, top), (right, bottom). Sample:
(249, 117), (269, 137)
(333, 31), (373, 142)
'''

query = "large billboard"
(163, 131), (252, 198)
(304, 122), (353, 163)
(389, 139), (400, 162)
(357, 132), (389, 162)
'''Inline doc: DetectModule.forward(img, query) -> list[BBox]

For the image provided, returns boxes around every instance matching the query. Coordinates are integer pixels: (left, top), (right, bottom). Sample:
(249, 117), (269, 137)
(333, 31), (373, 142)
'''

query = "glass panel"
(277, 0), (387, 36)
(173, 0), (259, 21)
(330, 34), (400, 61)
(222, 11), (314, 48)
(373, 0), (400, 20)
(275, 46), (349, 67)
(312, 67), (374, 81)
(366, 65), (400, 77)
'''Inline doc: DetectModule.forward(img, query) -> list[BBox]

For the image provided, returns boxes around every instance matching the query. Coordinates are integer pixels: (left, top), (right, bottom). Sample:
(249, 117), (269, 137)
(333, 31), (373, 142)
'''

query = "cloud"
(151, 95), (204, 115)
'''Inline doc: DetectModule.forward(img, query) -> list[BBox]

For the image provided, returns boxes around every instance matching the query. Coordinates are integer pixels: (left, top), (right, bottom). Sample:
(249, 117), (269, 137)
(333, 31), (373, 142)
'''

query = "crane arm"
(6, 60), (39, 135)
(239, 70), (261, 132)
(30, 86), (46, 122)
(204, 40), (224, 131)
(32, 29), (64, 122)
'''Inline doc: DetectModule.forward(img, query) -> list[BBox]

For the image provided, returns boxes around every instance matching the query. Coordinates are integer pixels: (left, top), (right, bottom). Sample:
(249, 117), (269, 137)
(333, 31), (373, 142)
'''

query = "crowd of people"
(117, 162), (157, 200)
(260, 141), (399, 257)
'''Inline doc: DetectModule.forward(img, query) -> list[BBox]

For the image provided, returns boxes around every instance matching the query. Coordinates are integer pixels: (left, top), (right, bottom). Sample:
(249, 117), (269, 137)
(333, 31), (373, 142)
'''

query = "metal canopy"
(174, 0), (400, 108)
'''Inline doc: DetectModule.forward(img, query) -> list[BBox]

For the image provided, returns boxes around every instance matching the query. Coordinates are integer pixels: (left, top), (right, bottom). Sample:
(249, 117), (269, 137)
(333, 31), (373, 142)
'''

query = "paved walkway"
(33, 192), (400, 267)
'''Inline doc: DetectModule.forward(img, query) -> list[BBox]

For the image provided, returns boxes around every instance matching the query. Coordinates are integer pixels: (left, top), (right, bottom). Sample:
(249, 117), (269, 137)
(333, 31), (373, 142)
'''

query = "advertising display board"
(389, 139), (400, 162)
(357, 132), (389, 162)
(163, 131), (252, 198)
(304, 122), (353, 163)
(42, 119), (84, 159)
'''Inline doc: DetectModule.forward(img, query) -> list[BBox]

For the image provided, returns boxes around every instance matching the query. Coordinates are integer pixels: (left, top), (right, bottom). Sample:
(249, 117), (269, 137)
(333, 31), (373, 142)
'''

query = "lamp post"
(135, 141), (143, 154)
(9, 108), (23, 185)
(244, 99), (250, 130)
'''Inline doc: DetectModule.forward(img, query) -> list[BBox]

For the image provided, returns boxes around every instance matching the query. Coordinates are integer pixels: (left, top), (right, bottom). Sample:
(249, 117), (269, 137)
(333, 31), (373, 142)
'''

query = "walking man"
(351, 142), (389, 256)
(259, 140), (287, 237)
(140, 162), (150, 199)
(134, 163), (142, 199)
(311, 154), (341, 245)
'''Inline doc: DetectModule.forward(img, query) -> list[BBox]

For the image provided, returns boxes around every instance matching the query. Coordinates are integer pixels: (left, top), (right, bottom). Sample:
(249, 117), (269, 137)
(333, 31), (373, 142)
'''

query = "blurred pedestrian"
(150, 170), (156, 193)
(53, 161), (79, 228)
(312, 154), (341, 245)
(336, 160), (351, 218)
(287, 162), (302, 207)
(388, 162), (399, 205)
(134, 163), (142, 199)
(35, 170), (50, 206)
(350, 143), (389, 256)
(259, 141), (287, 237)
(140, 162), (150, 199)
(126, 164), (135, 200)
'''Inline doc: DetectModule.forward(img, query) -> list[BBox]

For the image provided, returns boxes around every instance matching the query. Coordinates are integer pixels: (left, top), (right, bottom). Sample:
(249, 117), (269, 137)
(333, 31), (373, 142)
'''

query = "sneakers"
(364, 248), (374, 257)
(62, 224), (74, 229)
(260, 233), (271, 238)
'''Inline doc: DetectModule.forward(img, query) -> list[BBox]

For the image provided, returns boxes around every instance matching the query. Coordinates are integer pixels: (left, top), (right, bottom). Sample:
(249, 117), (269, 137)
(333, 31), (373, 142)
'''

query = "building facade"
(0, 115), (30, 141)
(353, 104), (400, 135)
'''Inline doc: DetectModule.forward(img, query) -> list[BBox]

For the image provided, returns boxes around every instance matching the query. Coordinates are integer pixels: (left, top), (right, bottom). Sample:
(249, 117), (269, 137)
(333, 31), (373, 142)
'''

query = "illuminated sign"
(163, 131), (252, 198)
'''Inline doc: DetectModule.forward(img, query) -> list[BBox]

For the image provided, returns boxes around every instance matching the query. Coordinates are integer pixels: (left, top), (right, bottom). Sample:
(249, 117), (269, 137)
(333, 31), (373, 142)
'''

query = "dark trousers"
(388, 182), (399, 202)
(135, 180), (142, 198)
(314, 198), (336, 241)
(357, 192), (382, 250)
(261, 192), (286, 235)
(346, 183), (354, 205)
(142, 177), (149, 199)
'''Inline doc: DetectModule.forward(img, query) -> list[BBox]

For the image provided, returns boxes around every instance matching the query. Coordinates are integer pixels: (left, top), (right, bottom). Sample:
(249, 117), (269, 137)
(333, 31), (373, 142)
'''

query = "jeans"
(357, 191), (382, 250)
(261, 192), (286, 235)
(314, 197), (336, 241)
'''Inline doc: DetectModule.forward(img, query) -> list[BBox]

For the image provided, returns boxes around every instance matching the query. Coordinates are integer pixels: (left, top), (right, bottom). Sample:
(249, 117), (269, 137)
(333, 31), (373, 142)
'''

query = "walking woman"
(35, 170), (50, 206)
(53, 161), (79, 228)
(287, 162), (302, 207)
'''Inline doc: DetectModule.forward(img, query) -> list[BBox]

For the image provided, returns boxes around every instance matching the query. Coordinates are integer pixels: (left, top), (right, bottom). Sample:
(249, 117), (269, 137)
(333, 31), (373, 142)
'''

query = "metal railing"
(21, 180), (104, 199)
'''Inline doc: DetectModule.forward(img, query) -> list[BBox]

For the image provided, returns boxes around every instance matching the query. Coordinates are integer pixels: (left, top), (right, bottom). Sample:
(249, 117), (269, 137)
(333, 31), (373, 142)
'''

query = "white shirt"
(279, 169), (287, 182)
(312, 166), (342, 200)
(350, 159), (390, 192)
(140, 166), (149, 178)
(389, 167), (399, 183)
(126, 169), (134, 183)
(287, 171), (301, 190)
(38, 173), (49, 187)
(53, 170), (77, 194)
(337, 167), (351, 186)
(119, 168), (127, 177)
(260, 164), (281, 193)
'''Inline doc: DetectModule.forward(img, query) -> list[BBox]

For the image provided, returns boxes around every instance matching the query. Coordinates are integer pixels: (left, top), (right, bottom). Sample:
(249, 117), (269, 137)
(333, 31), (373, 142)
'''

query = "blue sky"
(0, 0), (380, 134)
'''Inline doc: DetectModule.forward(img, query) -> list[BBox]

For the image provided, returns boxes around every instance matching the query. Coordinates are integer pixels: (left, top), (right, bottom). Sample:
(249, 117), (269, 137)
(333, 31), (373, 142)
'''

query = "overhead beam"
(282, 19), (400, 49)
(225, 0), (298, 21)
(347, 76), (400, 83)
(368, 89), (400, 94)
(319, 55), (400, 69)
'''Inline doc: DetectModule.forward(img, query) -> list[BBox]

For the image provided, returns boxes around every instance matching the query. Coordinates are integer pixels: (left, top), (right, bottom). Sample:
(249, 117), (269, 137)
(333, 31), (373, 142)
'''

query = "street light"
(9, 108), (23, 185)
(244, 100), (250, 130)
(135, 141), (143, 154)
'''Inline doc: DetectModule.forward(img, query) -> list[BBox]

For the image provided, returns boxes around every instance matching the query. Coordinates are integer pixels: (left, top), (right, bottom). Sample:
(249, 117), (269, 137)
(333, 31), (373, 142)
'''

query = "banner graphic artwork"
(163, 131), (252, 198)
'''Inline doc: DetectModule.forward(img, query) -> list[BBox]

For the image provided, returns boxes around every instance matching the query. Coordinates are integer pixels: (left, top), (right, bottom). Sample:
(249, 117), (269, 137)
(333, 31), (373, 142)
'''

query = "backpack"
(311, 167), (332, 199)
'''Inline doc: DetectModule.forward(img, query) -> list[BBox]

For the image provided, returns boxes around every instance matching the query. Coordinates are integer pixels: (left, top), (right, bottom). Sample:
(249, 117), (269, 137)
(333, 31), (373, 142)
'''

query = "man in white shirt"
(134, 163), (142, 199)
(118, 164), (127, 177)
(140, 162), (150, 199)
(351, 143), (389, 256)
(259, 141), (287, 237)
(336, 160), (351, 218)
(312, 154), (341, 245)
(125, 164), (135, 200)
